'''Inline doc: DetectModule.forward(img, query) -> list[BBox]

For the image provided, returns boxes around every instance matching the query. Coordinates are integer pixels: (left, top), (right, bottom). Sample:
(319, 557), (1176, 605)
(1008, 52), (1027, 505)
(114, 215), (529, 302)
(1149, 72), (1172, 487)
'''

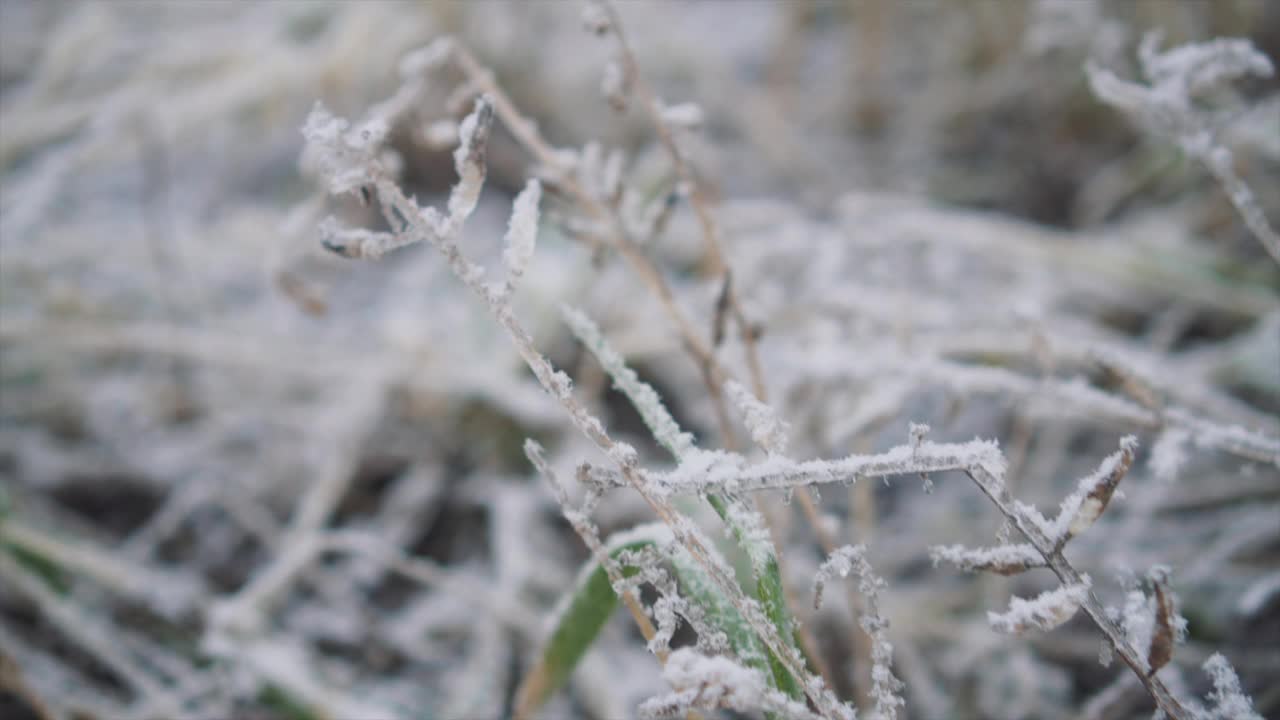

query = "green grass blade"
(513, 535), (655, 717)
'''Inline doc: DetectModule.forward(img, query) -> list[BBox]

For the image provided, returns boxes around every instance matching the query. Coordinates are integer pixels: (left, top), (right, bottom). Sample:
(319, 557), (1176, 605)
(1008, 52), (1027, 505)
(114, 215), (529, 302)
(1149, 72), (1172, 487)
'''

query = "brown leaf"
(1148, 577), (1175, 675)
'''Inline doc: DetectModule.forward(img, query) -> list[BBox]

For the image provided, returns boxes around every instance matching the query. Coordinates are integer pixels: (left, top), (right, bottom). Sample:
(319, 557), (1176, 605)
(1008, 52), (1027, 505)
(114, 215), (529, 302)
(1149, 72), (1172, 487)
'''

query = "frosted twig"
(812, 545), (905, 720)
(439, 35), (743, 443)
(521, 441), (662, 660)
(960, 461), (1193, 717)
(300, 103), (388, 195)
(587, 0), (771, 406)
(581, 438), (1007, 496)
(929, 543), (1046, 576)
(1087, 34), (1280, 264)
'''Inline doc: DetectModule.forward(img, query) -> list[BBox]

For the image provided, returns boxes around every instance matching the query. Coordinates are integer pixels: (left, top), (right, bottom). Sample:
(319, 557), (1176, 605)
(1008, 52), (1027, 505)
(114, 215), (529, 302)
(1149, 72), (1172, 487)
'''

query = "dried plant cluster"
(1, 2), (1278, 720)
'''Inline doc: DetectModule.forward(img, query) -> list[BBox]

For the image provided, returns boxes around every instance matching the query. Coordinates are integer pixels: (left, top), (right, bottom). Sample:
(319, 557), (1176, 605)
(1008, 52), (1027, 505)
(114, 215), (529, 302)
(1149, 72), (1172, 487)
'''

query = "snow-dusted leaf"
(1148, 573), (1176, 674)
(317, 217), (400, 260)
(1087, 33), (1280, 263)
(989, 581), (1090, 634)
(1041, 436), (1136, 546)
(726, 380), (790, 455)
(666, 546), (768, 683)
(561, 306), (696, 459)
(502, 179), (542, 281)
(444, 96), (495, 231)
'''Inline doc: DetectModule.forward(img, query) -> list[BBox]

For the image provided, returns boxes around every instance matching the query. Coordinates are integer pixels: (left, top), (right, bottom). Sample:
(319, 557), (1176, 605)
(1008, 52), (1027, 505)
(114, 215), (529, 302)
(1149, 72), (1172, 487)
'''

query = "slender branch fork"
(962, 464), (1191, 718)
(584, 437), (1195, 717)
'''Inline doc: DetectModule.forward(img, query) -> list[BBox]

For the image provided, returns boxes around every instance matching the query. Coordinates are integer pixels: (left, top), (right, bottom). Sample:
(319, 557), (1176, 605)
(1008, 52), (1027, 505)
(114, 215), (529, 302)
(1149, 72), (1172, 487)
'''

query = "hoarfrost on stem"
(1087, 33), (1280, 264)
(562, 305), (696, 459)
(812, 545), (905, 720)
(929, 543), (1046, 576)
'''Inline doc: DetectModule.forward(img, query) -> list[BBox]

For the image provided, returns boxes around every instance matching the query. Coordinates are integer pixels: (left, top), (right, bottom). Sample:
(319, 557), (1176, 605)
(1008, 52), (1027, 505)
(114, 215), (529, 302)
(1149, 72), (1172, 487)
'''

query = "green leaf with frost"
(514, 536), (654, 717)
(563, 307), (805, 699)
(516, 523), (778, 716)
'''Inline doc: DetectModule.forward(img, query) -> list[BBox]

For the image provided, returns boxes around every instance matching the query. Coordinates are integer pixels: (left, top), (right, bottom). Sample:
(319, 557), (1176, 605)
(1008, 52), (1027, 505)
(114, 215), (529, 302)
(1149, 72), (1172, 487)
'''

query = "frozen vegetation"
(1, 2), (1278, 719)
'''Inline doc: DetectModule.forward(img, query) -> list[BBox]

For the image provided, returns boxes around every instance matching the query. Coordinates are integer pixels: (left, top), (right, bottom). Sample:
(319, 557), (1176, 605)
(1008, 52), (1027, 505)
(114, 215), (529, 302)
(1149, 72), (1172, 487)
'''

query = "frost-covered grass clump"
(1, 2), (1277, 719)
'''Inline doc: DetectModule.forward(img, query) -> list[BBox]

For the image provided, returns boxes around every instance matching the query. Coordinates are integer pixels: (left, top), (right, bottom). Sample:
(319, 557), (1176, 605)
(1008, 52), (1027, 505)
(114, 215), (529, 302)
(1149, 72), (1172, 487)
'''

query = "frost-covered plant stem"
(813, 546), (905, 720)
(1086, 34), (1280, 266)
(581, 438), (1006, 495)
(590, 0), (773, 431)
(962, 461), (1192, 718)
(523, 441), (662, 658)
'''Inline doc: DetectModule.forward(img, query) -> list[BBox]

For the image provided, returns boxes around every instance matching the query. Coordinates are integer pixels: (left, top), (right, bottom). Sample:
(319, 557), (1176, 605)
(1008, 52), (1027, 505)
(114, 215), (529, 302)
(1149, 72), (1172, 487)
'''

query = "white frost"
(300, 103), (387, 195)
(562, 305), (697, 459)
(659, 101), (704, 130)
(502, 179), (541, 281)
(929, 543), (1045, 575)
(1150, 427), (1190, 482)
(446, 96), (494, 230)
(638, 648), (825, 720)
(988, 580), (1090, 634)
(725, 380), (790, 454)
(1202, 653), (1263, 720)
